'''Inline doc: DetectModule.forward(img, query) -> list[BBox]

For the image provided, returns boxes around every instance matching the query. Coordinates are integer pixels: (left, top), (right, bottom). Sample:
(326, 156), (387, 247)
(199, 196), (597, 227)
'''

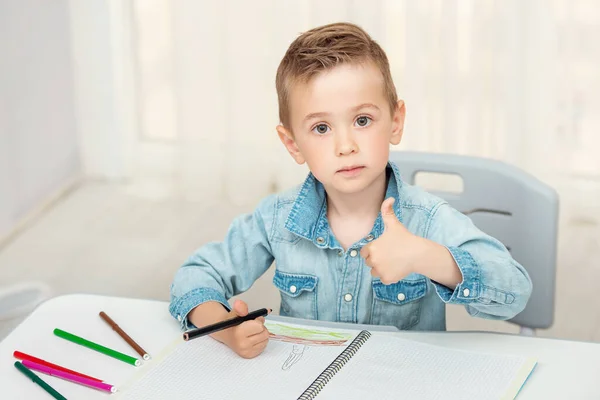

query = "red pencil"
(13, 351), (103, 382)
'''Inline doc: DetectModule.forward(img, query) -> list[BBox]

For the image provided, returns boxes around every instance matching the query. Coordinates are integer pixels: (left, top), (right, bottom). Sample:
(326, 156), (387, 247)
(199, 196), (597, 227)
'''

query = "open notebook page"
(316, 332), (536, 400)
(116, 322), (361, 400)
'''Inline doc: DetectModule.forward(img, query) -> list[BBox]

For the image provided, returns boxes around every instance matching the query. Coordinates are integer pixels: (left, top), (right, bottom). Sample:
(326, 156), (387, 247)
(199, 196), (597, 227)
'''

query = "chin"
(330, 177), (373, 194)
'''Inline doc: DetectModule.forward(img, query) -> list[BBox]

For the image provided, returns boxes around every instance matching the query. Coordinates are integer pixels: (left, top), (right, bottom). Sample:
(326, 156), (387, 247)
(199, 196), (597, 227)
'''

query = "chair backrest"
(389, 151), (559, 330)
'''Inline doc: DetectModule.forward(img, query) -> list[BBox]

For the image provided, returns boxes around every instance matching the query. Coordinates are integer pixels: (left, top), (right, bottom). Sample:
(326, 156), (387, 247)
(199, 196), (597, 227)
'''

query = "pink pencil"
(22, 360), (117, 394)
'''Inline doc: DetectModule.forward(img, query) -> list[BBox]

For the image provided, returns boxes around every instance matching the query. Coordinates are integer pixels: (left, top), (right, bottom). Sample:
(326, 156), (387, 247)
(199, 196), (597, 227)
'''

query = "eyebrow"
(352, 103), (380, 112)
(303, 103), (381, 122)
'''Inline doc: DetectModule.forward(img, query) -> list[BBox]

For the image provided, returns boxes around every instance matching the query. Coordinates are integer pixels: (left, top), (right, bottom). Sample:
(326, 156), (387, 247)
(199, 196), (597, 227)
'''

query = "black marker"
(183, 308), (272, 341)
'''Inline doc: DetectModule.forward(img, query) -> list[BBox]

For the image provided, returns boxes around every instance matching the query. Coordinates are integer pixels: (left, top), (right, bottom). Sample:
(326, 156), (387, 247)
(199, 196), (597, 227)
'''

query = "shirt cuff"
(432, 246), (481, 304)
(169, 287), (230, 330)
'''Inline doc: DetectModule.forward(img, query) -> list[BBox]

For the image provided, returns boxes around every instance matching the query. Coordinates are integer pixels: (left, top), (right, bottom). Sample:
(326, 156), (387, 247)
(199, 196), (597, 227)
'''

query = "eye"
(312, 124), (330, 135)
(355, 116), (372, 127)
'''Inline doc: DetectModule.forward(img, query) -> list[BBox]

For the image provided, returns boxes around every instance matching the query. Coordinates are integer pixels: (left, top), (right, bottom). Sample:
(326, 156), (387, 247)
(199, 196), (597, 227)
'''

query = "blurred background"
(1, 0), (599, 341)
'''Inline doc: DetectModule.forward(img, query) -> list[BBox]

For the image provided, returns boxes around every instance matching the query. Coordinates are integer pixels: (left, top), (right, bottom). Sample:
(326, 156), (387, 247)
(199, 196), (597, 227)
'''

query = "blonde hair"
(275, 22), (398, 128)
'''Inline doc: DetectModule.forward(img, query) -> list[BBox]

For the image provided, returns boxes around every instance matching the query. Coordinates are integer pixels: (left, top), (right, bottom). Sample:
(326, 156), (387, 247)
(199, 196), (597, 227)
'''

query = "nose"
(334, 128), (358, 156)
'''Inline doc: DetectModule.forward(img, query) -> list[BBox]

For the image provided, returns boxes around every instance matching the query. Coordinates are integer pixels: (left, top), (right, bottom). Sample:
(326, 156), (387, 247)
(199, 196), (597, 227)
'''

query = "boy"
(169, 22), (532, 359)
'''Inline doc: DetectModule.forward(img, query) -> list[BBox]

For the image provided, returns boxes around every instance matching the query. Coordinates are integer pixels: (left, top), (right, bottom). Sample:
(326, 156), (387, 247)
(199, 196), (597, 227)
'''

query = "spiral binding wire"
(297, 330), (372, 400)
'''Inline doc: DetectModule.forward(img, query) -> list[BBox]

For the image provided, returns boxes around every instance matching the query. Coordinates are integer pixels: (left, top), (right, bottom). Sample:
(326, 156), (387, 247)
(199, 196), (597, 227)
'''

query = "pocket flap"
(273, 270), (318, 298)
(372, 277), (427, 305)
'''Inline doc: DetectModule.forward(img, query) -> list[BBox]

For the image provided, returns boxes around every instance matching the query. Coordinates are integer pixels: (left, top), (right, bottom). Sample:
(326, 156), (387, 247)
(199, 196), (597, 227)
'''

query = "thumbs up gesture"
(360, 197), (428, 284)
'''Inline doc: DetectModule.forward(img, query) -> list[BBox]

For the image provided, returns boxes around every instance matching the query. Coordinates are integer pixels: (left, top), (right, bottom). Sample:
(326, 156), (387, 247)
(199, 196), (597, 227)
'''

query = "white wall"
(123, 0), (600, 211)
(0, 0), (80, 241)
(68, 0), (136, 181)
(3, 1), (597, 241)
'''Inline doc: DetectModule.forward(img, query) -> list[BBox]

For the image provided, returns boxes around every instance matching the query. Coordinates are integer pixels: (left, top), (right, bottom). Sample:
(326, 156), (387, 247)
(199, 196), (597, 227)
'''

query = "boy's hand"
(360, 198), (429, 284)
(221, 299), (270, 359)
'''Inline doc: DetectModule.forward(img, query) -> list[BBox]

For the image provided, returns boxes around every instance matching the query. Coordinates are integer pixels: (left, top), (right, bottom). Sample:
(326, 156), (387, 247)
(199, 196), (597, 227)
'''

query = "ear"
(389, 100), (406, 146)
(276, 125), (305, 165)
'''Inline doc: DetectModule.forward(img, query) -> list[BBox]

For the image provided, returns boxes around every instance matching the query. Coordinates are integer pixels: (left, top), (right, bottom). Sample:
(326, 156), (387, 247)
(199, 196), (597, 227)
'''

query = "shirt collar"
(284, 162), (404, 248)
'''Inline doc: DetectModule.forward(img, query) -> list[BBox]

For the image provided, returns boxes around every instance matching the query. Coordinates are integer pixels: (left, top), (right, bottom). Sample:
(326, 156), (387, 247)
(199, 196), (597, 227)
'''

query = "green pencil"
(14, 361), (67, 400)
(54, 328), (141, 366)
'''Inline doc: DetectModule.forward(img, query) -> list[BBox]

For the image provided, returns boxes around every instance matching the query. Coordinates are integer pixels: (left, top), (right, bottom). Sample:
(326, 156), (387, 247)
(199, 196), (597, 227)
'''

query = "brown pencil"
(99, 311), (151, 360)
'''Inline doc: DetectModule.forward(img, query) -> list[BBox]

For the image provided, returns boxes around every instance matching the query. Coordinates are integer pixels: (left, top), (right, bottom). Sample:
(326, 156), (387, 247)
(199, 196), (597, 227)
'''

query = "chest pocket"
(370, 275), (428, 329)
(273, 270), (318, 320)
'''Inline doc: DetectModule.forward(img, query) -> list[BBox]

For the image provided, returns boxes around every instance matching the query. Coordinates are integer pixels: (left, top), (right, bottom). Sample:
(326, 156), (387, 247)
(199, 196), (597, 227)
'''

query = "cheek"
(297, 139), (325, 162)
(299, 136), (328, 155)
(300, 141), (332, 173)
(304, 158), (329, 183)
(304, 148), (327, 168)
(372, 146), (391, 165)
(360, 129), (392, 154)
(360, 134), (391, 166)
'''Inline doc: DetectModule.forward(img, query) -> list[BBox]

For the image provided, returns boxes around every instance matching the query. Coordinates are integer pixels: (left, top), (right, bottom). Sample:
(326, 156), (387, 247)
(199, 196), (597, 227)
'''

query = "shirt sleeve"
(169, 195), (276, 330)
(425, 202), (533, 320)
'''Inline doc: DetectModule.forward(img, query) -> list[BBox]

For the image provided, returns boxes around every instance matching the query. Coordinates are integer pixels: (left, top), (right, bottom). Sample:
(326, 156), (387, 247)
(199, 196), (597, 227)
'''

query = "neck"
(326, 169), (388, 219)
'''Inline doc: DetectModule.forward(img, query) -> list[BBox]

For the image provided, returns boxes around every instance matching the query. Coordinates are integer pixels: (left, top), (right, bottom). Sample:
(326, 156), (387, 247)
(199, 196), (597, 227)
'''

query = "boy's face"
(277, 62), (405, 195)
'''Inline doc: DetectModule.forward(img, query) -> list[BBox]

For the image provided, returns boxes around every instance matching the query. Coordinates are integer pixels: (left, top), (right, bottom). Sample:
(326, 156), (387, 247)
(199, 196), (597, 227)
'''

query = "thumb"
(381, 197), (399, 229)
(230, 299), (249, 317)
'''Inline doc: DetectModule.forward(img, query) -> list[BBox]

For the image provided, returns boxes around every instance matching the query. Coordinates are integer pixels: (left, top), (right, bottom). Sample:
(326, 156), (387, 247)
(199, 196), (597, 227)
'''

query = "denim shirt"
(170, 162), (532, 331)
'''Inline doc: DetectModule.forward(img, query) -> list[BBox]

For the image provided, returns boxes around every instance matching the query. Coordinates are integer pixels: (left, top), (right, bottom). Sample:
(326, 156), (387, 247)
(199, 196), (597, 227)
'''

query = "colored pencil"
(23, 360), (117, 393)
(183, 308), (271, 341)
(53, 328), (141, 366)
(14, 361), (67, 400)
(13, 350), (103, 382)
(99, 311), (150, 360)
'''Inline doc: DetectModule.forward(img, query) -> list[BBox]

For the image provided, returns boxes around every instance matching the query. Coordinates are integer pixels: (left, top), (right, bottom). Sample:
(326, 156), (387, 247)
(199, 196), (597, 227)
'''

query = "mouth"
(337, 165), (365, 174)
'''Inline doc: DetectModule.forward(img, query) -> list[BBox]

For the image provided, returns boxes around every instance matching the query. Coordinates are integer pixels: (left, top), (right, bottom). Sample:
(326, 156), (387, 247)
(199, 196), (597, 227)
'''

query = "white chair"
(391, 151), (559, 335)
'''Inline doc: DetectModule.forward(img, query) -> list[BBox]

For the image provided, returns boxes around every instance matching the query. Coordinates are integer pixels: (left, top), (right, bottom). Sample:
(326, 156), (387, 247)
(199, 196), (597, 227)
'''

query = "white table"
(1, 294), (599, 399)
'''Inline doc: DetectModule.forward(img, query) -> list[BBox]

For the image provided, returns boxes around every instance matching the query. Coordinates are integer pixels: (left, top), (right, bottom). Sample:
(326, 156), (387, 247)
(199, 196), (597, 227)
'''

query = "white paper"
(117, 322), (360, 400)
(116, 324), (535, 400)
(316, 332), (535, 400)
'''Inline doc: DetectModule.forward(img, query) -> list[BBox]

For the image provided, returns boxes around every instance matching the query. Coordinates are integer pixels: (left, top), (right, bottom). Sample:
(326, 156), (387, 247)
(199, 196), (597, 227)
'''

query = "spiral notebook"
(116, 321), (536, 400)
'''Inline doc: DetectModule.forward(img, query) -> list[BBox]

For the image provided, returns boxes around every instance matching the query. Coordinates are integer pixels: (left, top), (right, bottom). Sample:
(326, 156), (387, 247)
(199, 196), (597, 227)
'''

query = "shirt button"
(290, 285), (297, 294)
(344, 293), (353, 302)
(316, 237), (325, 244)
(338, 250), (343, 257)
(463, 288), (470, 297)
(366, 234), (374, 242)
(397, 293), (406, 301)
(350, 249), (358, 257)
(177, 315), (182, 321)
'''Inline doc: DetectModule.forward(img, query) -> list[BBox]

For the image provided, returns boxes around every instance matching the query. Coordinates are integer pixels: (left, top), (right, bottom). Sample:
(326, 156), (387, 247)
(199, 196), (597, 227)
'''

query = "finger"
(250, 328), (270, 346)
(364, 252), (377, 267)
(360, 245), (370, 259)
(380, 197), (398, 230)
(251, 339), (269, 353)
(243, 321), (267, 336)
(381, 197), (396, 216)
(232, 299), (248, 317)
(252, 333), (270, 347)
(247, 323), (267, 337)
(255, 316), (266, 324)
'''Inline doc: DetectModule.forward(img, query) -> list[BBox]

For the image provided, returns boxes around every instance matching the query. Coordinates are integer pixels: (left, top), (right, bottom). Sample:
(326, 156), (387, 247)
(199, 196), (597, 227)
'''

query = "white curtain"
(129, 0), (600, 214)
